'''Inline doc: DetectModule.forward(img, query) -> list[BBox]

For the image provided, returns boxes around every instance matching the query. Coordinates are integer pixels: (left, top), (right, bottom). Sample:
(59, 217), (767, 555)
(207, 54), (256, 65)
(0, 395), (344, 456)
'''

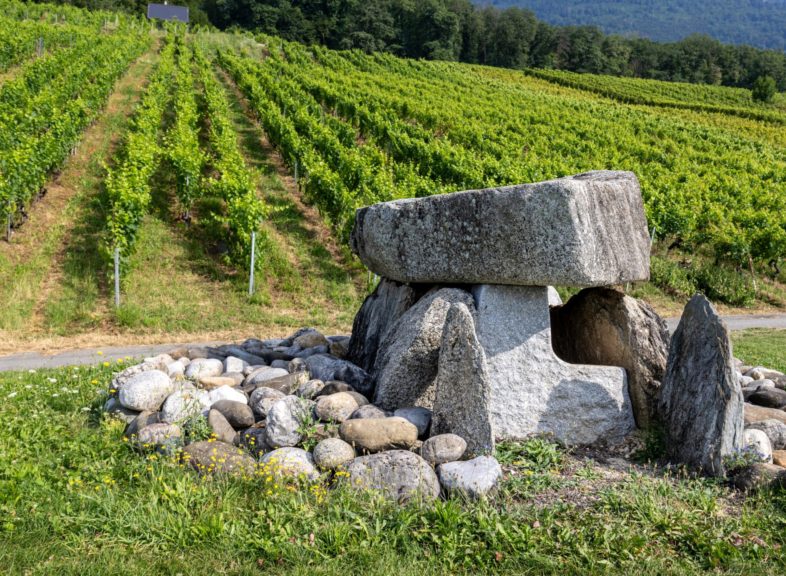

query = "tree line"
(34, 0), (786, 92)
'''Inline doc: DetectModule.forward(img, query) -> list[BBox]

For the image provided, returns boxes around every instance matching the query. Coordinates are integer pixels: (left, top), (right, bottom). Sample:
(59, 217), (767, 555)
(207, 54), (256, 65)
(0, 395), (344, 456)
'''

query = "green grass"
(1, 365), (785, 575)
(733, 329), (786, 373)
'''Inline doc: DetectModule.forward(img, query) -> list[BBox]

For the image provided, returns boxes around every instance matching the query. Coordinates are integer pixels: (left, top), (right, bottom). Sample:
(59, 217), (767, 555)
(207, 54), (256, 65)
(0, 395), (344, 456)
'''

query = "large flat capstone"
(350, 171), (650, 287)
(473, 285), (635, 445)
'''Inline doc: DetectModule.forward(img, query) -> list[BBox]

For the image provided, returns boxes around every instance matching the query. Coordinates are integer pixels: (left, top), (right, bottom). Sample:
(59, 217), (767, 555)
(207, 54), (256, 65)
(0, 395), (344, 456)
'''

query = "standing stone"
(658, 294), (743, 476)
(350, 171), (650, 287)
(345, 450), (440, 504)
(373, 287), (475, 410)
(473, 285), (634, 445)
(550, 287), (670, 428)
(431, 302), (495, 455)
(347, 278), (424, 372)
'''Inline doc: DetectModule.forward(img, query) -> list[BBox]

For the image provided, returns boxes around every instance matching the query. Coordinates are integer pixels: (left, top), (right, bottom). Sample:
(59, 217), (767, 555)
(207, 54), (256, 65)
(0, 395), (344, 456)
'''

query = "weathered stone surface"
(211, 399), (255, 429)
(394, 407), (432, 437)
(166, 360), (186, 379)
(339, 417), (419, 452)
(224, 356), (247, 374)
(265, 396), (315, 448)
(658, 294), (743, 476)
(125, 411), (161, 439)
(294, 330), (329, 350)
(104, 397), (139, 423)
(421, 434), (467, 465)
(118, 370), (175, 412)
(745, 403), (786, 426)
(304, 355), (372, 396)
(296, 379), (325, 399)
(350, 171), (650, 286)
(349, 404), (390, 420)
(137, 422), (182, 452)
(183, 441), (256, 476)
(261, 448), (319, 481)
(329, 336), (351, 359)
(243, 367), (290, 388)
(551, 287), (670, 428)
(431, 302), (495, 455)
(347, 278), (424, 372)
(345, 450), (440, 504)
(346, 391), (369, 406)
(473, 285), (634, 445)
(185, 358), (224, 380)
(207, 386), (247, 406)
(316, 381), (354, 397)
(745, 429), (773, 463)
(160, 387), (209, 423)
(746, 420), (786, 450)
(749, 387), (786, 409)
(315, 392), (359, 423)
(731, 463), (786, 492)
(313, 438), (356, 470)
(373, 288), (474, 410)
(208, 409), (238, 444)
(773, 450), (786, 467)
(437, 456), (503, 499)
(249, 387), (285, 419)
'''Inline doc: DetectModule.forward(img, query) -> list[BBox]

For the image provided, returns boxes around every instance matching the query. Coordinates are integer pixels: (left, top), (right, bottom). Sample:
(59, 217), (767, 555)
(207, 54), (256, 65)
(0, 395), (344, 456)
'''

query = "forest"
(31, 0), (786, 91)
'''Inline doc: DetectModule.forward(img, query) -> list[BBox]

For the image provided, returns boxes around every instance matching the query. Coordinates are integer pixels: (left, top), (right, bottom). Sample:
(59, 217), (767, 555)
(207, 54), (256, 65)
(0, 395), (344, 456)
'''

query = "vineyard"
(0, 0), (785, 347)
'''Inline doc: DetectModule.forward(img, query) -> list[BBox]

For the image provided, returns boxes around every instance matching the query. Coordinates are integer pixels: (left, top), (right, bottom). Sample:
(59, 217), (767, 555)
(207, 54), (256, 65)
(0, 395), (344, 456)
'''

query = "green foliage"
(752, 75), (778, 103)
(722, 445), (769, 474)
(1, 365), (786, 573)
(732, 329), (786, 374)
(182, 413), (213, 443)
(692, 264), (757, 307)
(496, 436), (564, 472)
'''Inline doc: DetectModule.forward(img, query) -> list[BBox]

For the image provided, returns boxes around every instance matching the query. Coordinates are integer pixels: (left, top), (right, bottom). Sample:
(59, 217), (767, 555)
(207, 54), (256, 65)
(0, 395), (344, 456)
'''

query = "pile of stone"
(106, 328), (502, 503)
(102, 169), (785, 499)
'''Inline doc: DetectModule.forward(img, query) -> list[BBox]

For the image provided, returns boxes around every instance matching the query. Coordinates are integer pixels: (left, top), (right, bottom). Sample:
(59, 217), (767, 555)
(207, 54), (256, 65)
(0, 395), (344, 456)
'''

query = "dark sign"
(147, 3), (189, 23)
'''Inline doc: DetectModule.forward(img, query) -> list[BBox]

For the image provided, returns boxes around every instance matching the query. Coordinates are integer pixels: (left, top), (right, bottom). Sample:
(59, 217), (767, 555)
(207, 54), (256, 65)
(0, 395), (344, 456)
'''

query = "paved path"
(1, 314), (785, 372)
(0, 342), (219, 373)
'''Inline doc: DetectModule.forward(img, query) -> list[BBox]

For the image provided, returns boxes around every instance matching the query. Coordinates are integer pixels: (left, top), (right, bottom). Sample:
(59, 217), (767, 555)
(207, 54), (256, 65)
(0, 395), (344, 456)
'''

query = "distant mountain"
(476, 1), (786, 51)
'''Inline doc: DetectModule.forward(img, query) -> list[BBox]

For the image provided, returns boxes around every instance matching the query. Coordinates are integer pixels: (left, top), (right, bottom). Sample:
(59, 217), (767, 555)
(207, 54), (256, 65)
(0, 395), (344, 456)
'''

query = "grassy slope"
(0, 363), (784, 575)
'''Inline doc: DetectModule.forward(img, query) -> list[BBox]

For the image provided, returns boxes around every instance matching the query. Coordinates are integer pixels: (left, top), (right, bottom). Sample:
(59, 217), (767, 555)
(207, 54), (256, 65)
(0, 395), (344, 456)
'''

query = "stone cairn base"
(102, 170), (786, 501)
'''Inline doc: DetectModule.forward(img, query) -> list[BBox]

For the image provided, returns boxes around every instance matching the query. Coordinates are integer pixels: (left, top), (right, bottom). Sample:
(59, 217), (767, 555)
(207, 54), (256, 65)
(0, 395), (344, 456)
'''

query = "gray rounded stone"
(183, 441), (256, 477)
(244, 367), (289, 387)
(313, 438), (356, 470)
(207, 386), (247, 406)
(211, 399), (255, 429)
(746, 419), (786, 450)
(104, 397), (139, 423)
(265, 396), (315, 448)
(185, 358), (224, 380)
(261, 447), (319, 480)
(394, 407), (432, 437)
(345, 450), (440, 504)
(315, 392), (359, 423)
(136, 422), (182, 453)
(296, 379), (325, 400)
(744, 428), (773, 463)
(249, 387), (286, 419)
(160, 388), (209, 424)
(346, 391), (369, 406)
(349, 404), (390, 420)
(437, 456), (503, 499)
(125, 410), (161, 438)
(421, 434), (467, 465)
(316, 381), (355, 397)
(118, 370), (174, 412)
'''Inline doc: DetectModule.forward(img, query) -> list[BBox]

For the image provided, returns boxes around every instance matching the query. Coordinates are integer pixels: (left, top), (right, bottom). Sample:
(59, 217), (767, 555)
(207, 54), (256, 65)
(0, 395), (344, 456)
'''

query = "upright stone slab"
(657, 294), (743, 476)
(551, 287), (670, 429)
(472, 285), (635, 445)
(373, 287), (475, 410)
(432, 302), (495, 455)
(350, 171), (650, 287)
(347, 278), (424, 373)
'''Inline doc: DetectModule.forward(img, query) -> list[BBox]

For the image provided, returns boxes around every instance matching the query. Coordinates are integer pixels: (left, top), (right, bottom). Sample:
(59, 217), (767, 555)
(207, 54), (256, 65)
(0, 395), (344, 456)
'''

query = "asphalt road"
(1, 314), (785, 372)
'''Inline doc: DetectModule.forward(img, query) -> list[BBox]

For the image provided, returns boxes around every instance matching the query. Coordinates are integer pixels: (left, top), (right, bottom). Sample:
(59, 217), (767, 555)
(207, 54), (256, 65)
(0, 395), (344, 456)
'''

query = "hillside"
(482, 0), (786, 51)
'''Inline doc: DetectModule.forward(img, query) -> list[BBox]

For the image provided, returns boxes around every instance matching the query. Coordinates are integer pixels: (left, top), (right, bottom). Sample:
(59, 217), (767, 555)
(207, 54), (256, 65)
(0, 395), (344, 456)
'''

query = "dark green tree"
(752, 75), (777, 102)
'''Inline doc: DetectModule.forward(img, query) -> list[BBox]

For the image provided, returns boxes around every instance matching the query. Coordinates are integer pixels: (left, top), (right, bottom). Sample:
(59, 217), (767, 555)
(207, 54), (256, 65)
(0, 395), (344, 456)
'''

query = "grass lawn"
(1, 363), (785, 575)
(733, 329), (786, 373)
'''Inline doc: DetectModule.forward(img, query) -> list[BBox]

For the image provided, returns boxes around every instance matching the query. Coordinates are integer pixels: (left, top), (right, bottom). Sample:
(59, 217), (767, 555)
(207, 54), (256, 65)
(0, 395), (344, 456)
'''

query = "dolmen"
(348, 171), (654, 451)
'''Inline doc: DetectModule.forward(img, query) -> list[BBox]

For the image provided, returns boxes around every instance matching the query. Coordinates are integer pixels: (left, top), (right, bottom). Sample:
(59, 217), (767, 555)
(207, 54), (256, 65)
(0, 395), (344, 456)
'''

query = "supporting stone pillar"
(472, 285), (636, 445)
